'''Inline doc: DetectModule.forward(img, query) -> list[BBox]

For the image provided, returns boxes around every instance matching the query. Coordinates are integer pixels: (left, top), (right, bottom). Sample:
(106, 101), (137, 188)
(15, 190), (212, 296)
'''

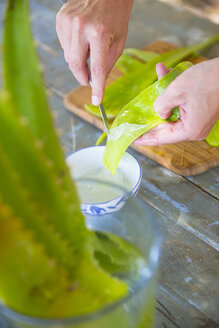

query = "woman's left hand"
(134, 58), (219, 146)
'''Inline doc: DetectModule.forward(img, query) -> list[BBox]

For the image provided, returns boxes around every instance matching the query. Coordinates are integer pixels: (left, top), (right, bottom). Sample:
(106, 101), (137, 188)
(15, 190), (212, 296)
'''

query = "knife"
(61, 0), (110, 136)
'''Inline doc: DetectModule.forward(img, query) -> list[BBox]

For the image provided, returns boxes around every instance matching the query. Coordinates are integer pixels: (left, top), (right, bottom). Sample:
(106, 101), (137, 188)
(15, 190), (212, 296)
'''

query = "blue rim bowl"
(66, 146), (142, 216)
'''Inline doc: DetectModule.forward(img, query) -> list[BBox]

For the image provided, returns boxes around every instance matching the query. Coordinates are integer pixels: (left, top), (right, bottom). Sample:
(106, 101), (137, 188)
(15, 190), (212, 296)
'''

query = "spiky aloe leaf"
(0, 200), (70, 317)
(0, 92), (86, 252)
(0, 135), (76, 274)
(0, 201), (125, 318)
(86, 35), (219, 118)
(3, 0), (78, 208)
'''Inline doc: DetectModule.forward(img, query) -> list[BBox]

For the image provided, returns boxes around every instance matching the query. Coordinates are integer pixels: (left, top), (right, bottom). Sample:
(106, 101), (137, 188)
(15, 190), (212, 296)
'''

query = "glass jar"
(0, 195), (160, 328)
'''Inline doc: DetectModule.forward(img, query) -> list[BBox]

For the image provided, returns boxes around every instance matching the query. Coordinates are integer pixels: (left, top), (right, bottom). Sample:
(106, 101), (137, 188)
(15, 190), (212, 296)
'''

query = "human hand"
(56, 0), (133, 106)
(134, 58), (219, 146)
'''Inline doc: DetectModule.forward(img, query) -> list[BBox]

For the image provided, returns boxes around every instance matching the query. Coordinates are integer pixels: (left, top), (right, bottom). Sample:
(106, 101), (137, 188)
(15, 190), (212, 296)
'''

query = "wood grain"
(64, 40), (219, 176)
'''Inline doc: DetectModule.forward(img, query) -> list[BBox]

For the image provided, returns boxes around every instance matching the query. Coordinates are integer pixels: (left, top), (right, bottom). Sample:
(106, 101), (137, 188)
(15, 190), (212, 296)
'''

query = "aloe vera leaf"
(92, 232), (145, 274)
(3, 0), (77, 206)
(0, 92), (128, 311)
(2, 0), (129, 312)
(115, 53), (144, 73)
(0, 141), (76, 274)
(205, 120), (219, 147)
(96, 131), (107, 145)
(86, 35), (219, 118)
(124, 48), (158, 62)
(0, 202), (70, 317)
(0, 92), (86, 261)
(0, 203), (123, 317)
(0, 195), (127, 317)
(103, 62), (193, 174)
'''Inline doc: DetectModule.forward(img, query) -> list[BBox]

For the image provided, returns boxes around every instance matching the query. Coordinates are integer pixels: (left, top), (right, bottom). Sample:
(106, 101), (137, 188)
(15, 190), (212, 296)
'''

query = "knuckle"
(69, 61), (84, 74)
(90, 23), (107, 39)
(189, 128), (202, 141)
(73, 16), (85, 34)
(56, 11), (63, 24)
(91, 66), (105, 77)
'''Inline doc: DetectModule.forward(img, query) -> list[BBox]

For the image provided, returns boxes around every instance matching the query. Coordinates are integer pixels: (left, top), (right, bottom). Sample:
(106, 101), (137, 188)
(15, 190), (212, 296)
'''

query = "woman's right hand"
(56, 0), (133, 106)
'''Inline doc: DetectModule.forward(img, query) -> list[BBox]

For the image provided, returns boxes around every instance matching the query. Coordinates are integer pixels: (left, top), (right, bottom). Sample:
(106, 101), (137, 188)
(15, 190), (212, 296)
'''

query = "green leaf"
(103, 62), (192, 174)
(124, 48), (158, 62)
(96, 131), (107, 145)
(3, 0), (78, 209)
(205, 120), (219, 147)
(115, 53), (144, 73)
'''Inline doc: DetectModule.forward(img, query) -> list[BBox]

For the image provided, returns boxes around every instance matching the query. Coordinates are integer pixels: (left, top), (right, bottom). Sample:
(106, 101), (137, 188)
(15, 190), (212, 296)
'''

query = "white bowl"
(66, 146), (142, 216)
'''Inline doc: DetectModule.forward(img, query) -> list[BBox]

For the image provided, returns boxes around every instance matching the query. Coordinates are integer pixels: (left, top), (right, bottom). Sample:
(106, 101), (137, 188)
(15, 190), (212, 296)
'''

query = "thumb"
(153, 78), (184, 119)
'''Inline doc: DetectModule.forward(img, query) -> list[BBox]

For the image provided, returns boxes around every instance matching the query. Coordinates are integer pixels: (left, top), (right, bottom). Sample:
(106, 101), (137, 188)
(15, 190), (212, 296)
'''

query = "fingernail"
(92, 96), (101, 106)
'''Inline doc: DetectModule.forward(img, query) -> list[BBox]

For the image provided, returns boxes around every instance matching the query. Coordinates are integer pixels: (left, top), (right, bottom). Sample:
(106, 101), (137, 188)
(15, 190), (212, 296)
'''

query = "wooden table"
(0, 0), (218, 327)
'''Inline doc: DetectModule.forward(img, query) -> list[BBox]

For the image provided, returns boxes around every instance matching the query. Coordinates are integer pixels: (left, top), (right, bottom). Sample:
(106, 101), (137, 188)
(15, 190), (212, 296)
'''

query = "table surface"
(0, 0), (218, 327)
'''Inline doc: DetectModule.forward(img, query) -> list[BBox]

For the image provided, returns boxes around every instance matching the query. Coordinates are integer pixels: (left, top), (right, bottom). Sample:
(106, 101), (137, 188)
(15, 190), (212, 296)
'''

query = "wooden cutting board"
(64, 40), (219, 176)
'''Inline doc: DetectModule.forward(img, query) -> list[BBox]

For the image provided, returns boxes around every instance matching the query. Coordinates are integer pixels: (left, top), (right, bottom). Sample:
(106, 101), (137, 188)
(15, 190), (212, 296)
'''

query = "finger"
(56, 7), (73, 63)
(133, 121), (187, 146)
(153, 78), (185, 119)
(56, 12), (64, 49)
(89, 37), (111, 106)
(106, 40), (125, 77)
(68, 35), (90, 86)
(61, 19), (72, 63)
(156, 63), (168, 80)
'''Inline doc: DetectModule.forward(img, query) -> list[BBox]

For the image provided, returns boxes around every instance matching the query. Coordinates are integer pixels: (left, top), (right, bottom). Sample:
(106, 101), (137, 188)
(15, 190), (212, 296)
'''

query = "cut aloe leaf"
(103, 62), (193, 174)
(96, 131), (107, 145)
(124, 48), (158, 62)
(205, 120), (219, 147)
(86, 35), (219, 119)
(93, 232), (145, 275)
(116, 53), (144, 73)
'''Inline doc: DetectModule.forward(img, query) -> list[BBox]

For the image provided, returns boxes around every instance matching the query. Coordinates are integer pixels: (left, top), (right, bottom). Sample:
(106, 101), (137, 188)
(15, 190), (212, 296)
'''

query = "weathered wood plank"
(136, 151), (219, 250)
(156, 286), (218, 328)
(187, 168), (219, 200)
(48, 92), (101, 155)
(155, 209), (219, 323)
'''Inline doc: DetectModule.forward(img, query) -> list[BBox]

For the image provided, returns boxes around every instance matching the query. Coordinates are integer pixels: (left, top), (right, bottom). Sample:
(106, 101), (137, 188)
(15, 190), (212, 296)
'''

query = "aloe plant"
(0, 0), (130, 318)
